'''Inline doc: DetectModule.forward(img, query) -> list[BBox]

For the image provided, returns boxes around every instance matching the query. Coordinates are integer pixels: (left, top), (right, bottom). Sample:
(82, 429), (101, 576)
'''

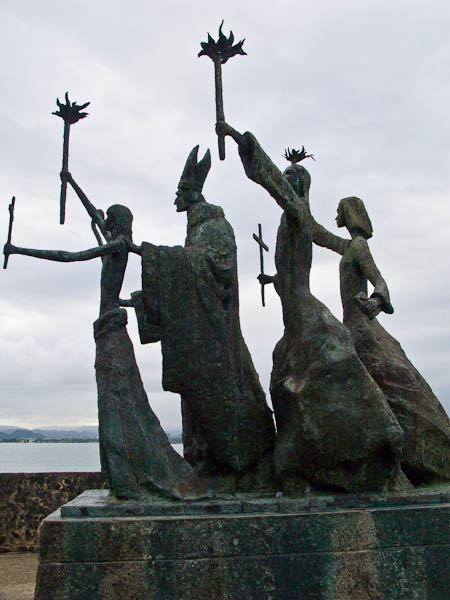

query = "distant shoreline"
(0, 439), (99, 443)
(0, 437), (183, 444)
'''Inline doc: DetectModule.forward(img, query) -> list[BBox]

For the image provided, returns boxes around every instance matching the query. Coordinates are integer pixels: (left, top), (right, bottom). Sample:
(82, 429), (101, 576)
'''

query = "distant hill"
(0, 428), (45, 440)
(0, 425), (181, 442)
(165, 429), (182, 438)
(33, 428), (98, 439)
(35, 426), (99, 433)
(0, 425), (98, 441)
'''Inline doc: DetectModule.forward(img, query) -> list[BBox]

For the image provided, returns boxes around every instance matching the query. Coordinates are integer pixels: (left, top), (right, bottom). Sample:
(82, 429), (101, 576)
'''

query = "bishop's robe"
(133, 201), (275, 479)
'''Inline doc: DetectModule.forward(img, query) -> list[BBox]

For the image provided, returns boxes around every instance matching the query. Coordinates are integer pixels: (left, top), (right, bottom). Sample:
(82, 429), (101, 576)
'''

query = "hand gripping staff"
(253, 223), (269, 307)
(53, 92), (90, 224)
(199, 21), (246, 160)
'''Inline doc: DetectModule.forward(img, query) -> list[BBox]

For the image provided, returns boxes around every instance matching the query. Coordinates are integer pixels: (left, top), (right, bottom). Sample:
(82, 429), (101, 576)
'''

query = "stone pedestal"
(34, 487), (450, 600)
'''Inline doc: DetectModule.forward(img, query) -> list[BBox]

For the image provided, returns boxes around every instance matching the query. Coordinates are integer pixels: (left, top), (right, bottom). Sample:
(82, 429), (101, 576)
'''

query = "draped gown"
(313, 223), (450, 485)
(237, 132), (404, 492)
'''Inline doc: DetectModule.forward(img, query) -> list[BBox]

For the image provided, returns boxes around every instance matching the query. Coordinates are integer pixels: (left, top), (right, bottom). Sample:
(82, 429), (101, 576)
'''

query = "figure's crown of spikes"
(284, 146), (315, 164)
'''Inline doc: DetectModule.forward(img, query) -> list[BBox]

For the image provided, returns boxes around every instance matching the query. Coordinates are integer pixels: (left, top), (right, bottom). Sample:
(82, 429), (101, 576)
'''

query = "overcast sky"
(1, 0), (449, 432)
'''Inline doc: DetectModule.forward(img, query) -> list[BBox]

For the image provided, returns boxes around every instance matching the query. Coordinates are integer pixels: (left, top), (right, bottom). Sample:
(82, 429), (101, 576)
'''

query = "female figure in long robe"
(3, 175), (207, 501)
(218, 122), (404, 493)
(313, 196), (450, 484)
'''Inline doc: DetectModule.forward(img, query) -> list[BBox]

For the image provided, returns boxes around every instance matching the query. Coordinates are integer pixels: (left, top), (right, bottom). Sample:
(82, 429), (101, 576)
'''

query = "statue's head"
(174, 188), (204, 213)
(283, 163), (311, 198)
(105, 204), (133, 240)
(175, 146), (211, 212)
(337, 196), (373, 239)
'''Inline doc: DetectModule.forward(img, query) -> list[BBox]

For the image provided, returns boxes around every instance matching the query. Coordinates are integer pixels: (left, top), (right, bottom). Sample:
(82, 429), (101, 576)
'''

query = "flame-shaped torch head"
(52, 92), (90, 125)
(199, 20), (246, 64)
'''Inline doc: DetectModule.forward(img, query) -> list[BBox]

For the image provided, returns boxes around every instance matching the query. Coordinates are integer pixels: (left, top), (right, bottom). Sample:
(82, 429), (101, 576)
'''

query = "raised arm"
(312, 218), (349, 256)
(4, 239), (123, 263)
(216, 122), (303, 223)
(61, 171), (109, 241)
(216, 122), (251, 154)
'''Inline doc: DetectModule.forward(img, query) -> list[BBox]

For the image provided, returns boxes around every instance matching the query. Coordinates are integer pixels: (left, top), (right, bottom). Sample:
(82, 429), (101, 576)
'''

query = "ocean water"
(0, 442), (183, 473)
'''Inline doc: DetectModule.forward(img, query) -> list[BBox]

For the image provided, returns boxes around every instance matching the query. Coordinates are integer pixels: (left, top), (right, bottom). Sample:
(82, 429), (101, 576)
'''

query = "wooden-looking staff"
(199, 21), (246, 160)
(3, 196), (15, 269)
(53, 92), (90, 224)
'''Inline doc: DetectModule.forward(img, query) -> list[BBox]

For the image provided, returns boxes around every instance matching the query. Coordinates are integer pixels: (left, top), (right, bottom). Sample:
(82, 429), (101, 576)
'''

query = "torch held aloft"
(52, 92), (90, 225)
(214, 59), (226, 160)
(198, 22), (246, 161)
(60, 121), (70, 224)
(3, 196), (15, 270)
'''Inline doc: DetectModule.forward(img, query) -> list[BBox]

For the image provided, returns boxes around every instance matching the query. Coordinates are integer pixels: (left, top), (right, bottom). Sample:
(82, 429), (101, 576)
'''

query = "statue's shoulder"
(348, 235), (371, 259)
(200, 201), (225, 219)
(187, 202), (236, 251)
(350, 235), (369, 249)
(189, 202), (225, 226)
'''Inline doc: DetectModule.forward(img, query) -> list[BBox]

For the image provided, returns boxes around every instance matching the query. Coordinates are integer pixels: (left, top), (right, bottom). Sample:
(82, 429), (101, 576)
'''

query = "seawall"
(0, 472), (106, 552)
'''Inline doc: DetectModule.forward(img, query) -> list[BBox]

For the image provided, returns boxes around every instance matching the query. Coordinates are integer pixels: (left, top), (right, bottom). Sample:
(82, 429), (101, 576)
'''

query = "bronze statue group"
(4, 108), (450, 500)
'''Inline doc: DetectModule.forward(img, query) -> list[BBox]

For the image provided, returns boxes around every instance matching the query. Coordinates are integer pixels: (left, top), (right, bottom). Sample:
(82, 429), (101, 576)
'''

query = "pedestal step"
(34, 487), (450, 599)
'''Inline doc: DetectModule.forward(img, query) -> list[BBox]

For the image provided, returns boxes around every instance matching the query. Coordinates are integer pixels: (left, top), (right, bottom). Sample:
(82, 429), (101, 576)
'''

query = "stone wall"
(0, 472), (106, 552)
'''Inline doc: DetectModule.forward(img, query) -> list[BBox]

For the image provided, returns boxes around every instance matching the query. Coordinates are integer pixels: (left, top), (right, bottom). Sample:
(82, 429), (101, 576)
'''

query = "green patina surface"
(34, 487), (450, 599)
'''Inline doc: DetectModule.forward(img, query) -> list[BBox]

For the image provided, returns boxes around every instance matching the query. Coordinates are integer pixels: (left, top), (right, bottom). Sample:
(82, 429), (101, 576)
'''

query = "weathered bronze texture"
(3, 171), (207, 501)
(130, 145), (275, 491)
(199, 22), (246, 160)
(4, 64), (448, 506)
(218, 121), (405, 493)
(312, 197), (450, 485)
(35, 486), (450, 600)
(52, 92), (90, 224)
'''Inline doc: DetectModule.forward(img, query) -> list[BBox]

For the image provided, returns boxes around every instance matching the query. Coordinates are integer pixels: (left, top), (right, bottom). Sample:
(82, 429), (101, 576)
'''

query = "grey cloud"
(1, 0), (449, 429)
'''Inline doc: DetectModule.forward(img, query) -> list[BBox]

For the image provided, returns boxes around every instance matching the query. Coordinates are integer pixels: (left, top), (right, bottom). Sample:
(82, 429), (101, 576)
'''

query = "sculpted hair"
(283, 164), (311, 198)
(339, 196), (373, 239)
(107, 204), (133, 240)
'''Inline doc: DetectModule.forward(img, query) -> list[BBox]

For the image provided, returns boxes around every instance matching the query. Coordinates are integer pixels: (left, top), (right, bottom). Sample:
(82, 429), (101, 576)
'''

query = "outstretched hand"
(3, 242), (16, 257)
(122, 238), (142, 255)
(355, 294), (382, 320)
(60, 170), (73, 183)
(258, 273), (274, 285)
(216, 122), (249, 153)
(119, 297), (134, 308)
(215, 121), (233, 138)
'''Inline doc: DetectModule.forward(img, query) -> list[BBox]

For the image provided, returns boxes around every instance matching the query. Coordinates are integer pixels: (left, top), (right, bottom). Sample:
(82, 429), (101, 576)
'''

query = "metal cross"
(253, 223), (269, 307)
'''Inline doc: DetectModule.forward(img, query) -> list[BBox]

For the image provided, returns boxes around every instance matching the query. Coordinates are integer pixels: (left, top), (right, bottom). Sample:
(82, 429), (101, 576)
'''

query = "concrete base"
(35, 487), (450, 599)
